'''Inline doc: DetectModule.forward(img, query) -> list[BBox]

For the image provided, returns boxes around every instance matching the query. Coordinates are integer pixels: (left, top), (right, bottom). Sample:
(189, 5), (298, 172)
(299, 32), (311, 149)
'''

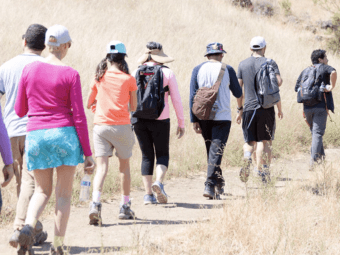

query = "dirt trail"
(1, 149), (340, 255)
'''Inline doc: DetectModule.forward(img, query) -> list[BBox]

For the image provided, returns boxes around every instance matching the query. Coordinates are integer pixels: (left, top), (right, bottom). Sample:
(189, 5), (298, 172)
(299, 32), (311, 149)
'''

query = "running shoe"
(18, 224), (35, 247)
(118, 202), (135, 220)
(34, 231), (48, 246)
(89, 201), (102, 226)
(50, 245), (64, 255)
(9, 229), (20, 248)
(143, 194), (157, 205)
(239, 158), (252, 183)
(203, 184), (215, 199)
(215, 182), (225, 195)
(151, 181), (168, 204)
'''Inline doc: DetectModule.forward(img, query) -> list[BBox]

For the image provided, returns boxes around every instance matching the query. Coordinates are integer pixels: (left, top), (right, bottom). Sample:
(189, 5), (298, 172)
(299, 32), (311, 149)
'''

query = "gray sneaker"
(34, 231), (48, 246)
(151, 181), (168, 204)
(143, 194), (157, 205)
(18, 224), (35, 247)
(50, 245), (64, 255)
(89, 202), (102, 226)
(9, 229), (20, 248)
(240, 158), (252, 183)
(118, 202), (135, 220)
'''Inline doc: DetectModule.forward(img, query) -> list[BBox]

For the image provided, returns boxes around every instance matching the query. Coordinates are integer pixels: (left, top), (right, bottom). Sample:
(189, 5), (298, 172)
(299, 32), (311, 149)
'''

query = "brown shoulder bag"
(192, 63), (227, 120)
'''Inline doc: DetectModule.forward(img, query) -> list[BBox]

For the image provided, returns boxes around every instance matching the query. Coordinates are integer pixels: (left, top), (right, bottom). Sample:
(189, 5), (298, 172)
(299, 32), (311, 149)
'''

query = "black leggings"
(133, 119), (170, 176)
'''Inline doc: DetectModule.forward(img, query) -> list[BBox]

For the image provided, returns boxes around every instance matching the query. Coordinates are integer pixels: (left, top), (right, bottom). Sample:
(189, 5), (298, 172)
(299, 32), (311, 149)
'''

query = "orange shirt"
(88, 70), (137, 125)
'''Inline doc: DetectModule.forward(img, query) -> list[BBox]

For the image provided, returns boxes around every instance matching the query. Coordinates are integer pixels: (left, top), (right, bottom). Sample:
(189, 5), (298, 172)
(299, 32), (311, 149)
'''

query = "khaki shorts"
(93, 125), (135, 159)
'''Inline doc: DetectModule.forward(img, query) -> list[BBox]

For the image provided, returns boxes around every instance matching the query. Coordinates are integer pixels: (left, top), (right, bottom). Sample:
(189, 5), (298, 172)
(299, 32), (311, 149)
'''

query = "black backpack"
(255, 59), (280, 109)
(132, 65), (169, 119)
(297, 65), (321, 106)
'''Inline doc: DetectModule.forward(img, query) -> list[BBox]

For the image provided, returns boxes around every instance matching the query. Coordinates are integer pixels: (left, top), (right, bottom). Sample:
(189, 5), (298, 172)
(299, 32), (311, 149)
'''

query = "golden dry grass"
(0, 0), (340, 253)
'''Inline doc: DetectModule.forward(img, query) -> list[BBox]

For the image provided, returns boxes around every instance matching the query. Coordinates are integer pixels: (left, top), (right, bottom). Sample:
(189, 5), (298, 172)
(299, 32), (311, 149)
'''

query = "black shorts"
(242, 107), (275, 143)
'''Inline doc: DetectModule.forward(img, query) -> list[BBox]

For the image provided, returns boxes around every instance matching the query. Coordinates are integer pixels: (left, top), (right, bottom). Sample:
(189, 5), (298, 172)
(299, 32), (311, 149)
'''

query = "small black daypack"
(297, 65), (321, 106)
(255, 59), (280, 109)
(132, 65), (169, 119)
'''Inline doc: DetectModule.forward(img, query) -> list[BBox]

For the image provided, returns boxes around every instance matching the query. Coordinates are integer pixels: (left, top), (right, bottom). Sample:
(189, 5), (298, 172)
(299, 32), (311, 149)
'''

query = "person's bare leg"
(119, 158), (130, 196)
(25, 168), (54, 227)
(93, 156), (109, 193)
(256, 140), (271, 170)
(142, 175), (153, 195)
(155, 164), (167, 183)
(54, 165), (76, 247)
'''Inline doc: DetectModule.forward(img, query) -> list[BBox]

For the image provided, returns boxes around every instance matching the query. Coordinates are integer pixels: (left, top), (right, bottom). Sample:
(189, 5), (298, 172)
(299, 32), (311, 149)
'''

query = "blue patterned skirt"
(25, 126), (84, 171)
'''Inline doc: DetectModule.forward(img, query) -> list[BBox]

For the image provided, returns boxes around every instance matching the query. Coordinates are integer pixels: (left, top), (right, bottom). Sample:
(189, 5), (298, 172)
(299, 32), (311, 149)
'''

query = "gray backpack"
(255, 59), (280, 108)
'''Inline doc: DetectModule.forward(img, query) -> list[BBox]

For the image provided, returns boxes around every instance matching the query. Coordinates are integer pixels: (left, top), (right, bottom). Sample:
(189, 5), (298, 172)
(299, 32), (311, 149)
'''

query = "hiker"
(0, 104), (14, 214)
(87, 41), (137, 224)
(0, 24), (49, 247)
(295, 49), (336, 169)
(132, 42), (185, 205)
(190, 42), (243, 198)
(237, 36), (283, 183)
(14, 25), (95, 254)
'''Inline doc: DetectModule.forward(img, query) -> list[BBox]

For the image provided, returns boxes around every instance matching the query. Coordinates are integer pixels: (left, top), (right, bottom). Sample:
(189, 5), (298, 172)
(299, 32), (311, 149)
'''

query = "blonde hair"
(47, 42), (69, 54)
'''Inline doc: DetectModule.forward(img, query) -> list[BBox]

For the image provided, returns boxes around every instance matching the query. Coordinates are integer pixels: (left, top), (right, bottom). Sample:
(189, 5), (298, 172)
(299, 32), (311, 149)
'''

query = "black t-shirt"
(295, 63), (335, 112)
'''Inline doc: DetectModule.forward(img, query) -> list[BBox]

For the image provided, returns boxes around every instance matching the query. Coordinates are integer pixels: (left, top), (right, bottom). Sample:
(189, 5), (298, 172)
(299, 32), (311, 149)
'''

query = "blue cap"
(106, 40), (127, 55)
(204, 42), (226, 57)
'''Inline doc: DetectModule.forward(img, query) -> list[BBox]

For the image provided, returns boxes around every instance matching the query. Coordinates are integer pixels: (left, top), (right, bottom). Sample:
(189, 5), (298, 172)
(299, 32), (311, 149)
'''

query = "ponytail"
(95, 57), (108, 82)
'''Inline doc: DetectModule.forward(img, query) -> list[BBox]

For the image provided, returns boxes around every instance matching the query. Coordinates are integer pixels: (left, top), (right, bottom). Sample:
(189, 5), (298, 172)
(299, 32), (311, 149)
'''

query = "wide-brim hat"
(137, 48), (174, 64)
(204, 42), (227, 57)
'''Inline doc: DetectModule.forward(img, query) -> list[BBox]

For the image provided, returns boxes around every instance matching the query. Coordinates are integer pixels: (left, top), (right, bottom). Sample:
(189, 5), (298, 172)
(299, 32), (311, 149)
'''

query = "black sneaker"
(203, 185), (215, 199)
(240, 158), (252, 183)
(89, 201), (102, 226)
(215, 183), (225, 195)
(118, 202), (135, 220)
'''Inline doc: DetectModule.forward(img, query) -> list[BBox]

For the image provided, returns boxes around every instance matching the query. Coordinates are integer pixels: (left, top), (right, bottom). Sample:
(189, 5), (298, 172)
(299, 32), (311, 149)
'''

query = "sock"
(92, 191), (101, 203)
(244, 151), (252, 160)
(122, 195), (130, 205)
(53, 236), (64, 248)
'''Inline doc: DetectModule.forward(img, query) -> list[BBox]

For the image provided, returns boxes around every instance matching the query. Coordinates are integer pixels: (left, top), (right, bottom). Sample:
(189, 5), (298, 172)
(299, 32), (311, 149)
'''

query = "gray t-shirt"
(237, 56), (280, 112)
(0, 54), (44, 138)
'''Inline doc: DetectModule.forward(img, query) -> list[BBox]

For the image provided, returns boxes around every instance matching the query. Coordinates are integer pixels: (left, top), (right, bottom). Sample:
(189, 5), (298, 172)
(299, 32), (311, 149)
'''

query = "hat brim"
(138, 50), (174, 64)
(204, 49), (226, 57)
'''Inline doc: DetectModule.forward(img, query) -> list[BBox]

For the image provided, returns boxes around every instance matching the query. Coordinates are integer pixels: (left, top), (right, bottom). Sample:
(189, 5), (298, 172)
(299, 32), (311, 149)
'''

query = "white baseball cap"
(250, 36), (266, 50)
(45, 25), (72, 47)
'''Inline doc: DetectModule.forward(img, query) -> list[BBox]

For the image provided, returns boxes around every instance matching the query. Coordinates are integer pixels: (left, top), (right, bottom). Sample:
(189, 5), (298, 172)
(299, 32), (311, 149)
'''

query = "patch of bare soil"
(1, 149), (339, 255)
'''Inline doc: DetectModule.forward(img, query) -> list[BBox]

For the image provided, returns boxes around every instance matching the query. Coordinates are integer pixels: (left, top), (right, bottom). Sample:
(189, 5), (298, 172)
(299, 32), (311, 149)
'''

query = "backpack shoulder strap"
(211, 63), (227, 91)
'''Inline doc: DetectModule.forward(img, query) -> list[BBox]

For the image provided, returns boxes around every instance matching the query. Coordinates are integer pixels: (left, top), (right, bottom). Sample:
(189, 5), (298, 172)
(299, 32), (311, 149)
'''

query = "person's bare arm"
(129, 90), (137, 112)
(330, 70), (337, 90)
(276, 100), (283, 120)
(276, 74), (283, 87)
(236, 79), (244, 125)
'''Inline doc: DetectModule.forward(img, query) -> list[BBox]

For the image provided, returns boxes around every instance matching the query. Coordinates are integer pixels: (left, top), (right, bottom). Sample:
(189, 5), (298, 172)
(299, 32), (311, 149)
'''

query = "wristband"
(237, 106), (243, 111)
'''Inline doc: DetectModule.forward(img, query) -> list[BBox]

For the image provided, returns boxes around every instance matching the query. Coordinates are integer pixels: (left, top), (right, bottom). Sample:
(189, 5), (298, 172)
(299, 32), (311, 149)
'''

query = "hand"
(1, 164), (14, 188)
(278, 111), (283, 120)
(176, 127), (185, 139)
(236, 111), (243, 125)
(193, 122), (202, 134)
(84, 156), (96, 175)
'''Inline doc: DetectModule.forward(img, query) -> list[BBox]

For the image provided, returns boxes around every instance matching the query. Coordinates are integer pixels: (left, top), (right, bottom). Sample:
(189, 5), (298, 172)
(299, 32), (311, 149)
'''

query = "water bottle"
(79, 174), (91, 201)
(318, 82), (325, 101)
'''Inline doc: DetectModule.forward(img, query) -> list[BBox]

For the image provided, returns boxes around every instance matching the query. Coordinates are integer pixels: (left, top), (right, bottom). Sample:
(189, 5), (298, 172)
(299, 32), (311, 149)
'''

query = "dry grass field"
(1, 0), (340, 254)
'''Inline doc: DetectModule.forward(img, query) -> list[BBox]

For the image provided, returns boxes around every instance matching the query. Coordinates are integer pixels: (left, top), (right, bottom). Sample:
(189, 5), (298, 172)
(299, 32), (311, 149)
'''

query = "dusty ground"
(1, 149), (339, 255)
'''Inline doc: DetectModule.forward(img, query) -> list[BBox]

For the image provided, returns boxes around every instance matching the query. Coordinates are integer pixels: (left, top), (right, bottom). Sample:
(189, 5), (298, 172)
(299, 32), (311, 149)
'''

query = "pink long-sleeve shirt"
(14, 61), (92, 156)
(132, 62), (185, 128)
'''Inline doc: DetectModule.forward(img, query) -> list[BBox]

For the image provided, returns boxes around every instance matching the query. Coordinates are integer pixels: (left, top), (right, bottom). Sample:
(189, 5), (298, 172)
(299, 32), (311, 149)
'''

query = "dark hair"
(95, 53), (129, 81)
(145, 41), (162, 62)
(206, 53), (223, 58)
(23, 24), (47, 50)
(311, 49), (327, 64)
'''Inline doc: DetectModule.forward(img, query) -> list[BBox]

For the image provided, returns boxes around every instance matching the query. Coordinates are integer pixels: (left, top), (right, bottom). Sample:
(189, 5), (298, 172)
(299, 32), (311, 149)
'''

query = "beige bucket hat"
(137, 47), (174, 64)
